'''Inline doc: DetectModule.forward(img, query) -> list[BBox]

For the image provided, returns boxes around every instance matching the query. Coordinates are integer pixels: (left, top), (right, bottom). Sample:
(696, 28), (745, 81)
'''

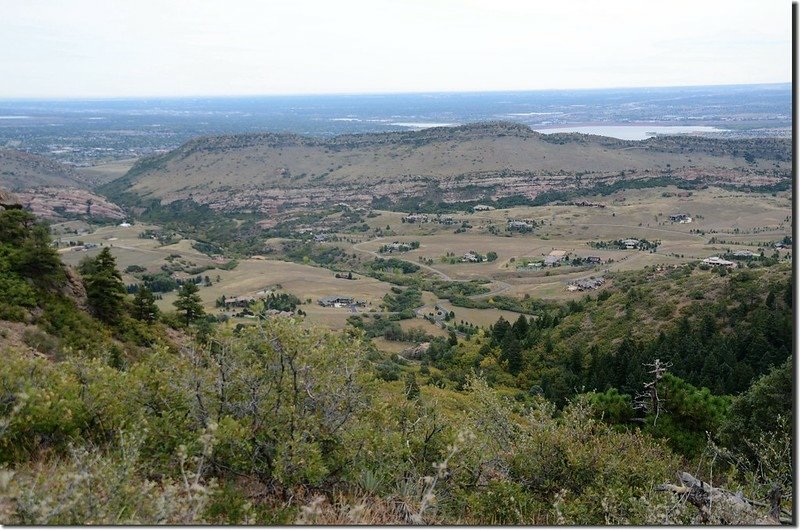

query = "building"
(473, 204), (494, 212)
(669, 214), (692, 223)
(119, 221), (132, 227)
(543, 249), (568, 267)
(384, 242), (410, 253)
(223, 295), (256, 308)
(462, 252), (480, 263)
(403, 214), (429, 223)
(318, 296), (355, 308)
(731, 250), (756, 259)
(702, 256), (737, 268)
(507, 220), (533, 232)
(622, 238), (639, 249)
(567, 277), (606, 292)
(586, 256), (602, 264)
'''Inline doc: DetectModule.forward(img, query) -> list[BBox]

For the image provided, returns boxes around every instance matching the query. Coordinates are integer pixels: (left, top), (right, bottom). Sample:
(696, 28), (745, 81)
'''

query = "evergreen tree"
(1, 209), (64, 288)
(448, 331), (458, 346)
(174, 281), (205, 325)
(511, 314), (529, 340)
(500, 328), (523, 375)
(491, 317), (510, 346)
(132, 285), (159, 324)
(83, 247), (126, 323)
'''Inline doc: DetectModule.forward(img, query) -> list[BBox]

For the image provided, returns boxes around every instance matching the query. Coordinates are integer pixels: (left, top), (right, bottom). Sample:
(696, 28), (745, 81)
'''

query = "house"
(567, 277), (606, 292)
(403, 214), (429, 223)
(119, 222), (132, 227)
(622, 238), (639, 249)
(462, 252), (480, 263)
(586, 256), (602, 264)
(731, 250), (756, 259)
(318, 296), (355, 308)
(702, 256), (737, 268)
(543, 249), (568, 267)
(544, 256), (560, 266)
(314, 233), (332, 242)
(507, 220), (533, 232)
(669, 214), (692, 223)
(385, 242), (410, 252)
(473, 204), (494, 212)
(223, 295), (256, 308)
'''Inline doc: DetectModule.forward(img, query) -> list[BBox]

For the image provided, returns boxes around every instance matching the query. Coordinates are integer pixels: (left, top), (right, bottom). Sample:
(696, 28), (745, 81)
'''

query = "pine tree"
(132, 286), (159, 324)
(174, 281), (204, 326)
(500, 328), (523, 375)
(83, 247), (127, 323)
(491, 317), (510, 346)
(511, 314), (529, 340)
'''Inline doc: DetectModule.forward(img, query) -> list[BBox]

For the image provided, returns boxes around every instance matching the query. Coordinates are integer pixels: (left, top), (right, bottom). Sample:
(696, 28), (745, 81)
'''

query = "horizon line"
(0, 81), (791, 103)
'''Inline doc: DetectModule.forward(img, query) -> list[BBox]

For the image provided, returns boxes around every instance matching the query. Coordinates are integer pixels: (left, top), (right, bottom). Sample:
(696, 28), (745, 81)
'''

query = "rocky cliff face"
(0, 186), (20, 208)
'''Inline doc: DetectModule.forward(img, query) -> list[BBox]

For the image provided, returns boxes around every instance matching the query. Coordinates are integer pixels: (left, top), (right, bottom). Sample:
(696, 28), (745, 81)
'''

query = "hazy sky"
(0, 0), (791, 98)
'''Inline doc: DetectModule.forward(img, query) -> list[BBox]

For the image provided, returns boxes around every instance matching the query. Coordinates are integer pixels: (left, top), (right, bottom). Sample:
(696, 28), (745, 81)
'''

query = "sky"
(0, 0), (792, 99)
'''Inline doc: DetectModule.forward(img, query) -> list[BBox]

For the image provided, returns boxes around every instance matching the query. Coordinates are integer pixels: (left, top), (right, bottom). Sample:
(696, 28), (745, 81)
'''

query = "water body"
(533, 125), (729, 141)
(390, 122), (459, 129)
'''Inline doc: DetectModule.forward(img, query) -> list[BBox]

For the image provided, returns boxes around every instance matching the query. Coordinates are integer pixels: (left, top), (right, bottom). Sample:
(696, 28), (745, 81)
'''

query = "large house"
(669, 214), (693, 223)
(318, 296), (356, 307)
(507, 220), (533, 232)
(622, 238), (640, 249)
(403, 214), (429, 223)
(567, 277), (606, 292)
(702, 256), (737, 268)
(544, 249), (568, 267)
(223, 295), (256, 308)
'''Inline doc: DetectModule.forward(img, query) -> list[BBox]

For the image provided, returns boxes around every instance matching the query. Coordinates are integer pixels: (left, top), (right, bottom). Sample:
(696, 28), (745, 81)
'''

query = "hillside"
(0, 149), (92, 190)
(0, 205), (791, 525)
(101, 122), (791, 213)
(0, 149), (126, 220)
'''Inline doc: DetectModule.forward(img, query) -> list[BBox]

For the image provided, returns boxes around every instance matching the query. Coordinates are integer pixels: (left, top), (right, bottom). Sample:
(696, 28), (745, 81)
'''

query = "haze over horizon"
(1, 0), (791, 99)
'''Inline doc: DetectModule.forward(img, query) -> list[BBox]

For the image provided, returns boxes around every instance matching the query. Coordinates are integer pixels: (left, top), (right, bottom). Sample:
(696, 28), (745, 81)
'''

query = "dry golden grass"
(51, 185), (791, 331)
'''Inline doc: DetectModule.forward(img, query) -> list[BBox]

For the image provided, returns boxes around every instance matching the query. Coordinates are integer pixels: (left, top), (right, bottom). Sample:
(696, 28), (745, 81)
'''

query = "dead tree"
(634, 358), (671, 425)
(657, 471), (792, 524)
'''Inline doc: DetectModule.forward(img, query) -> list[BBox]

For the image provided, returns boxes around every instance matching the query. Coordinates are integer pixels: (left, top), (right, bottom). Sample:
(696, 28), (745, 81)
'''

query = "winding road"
(352, 236), (512, 299)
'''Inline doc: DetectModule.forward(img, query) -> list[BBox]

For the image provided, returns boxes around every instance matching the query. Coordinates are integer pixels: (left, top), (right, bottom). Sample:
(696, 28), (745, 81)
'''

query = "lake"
(533, 125), (729, 141)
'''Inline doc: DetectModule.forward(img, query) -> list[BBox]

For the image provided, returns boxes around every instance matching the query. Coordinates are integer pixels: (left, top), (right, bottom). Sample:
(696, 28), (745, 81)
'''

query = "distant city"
(0, 83), (790, 166)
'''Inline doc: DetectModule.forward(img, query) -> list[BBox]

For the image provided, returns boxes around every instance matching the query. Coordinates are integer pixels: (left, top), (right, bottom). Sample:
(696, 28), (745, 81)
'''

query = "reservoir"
(533, 125), (728, 141)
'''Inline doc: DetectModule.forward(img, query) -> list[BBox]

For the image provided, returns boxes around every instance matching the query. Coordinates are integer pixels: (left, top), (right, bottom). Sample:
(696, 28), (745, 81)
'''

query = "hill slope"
(0, 149), (93, 190)
(101, 122), (791, 213)
(0, 149), (126, 220)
